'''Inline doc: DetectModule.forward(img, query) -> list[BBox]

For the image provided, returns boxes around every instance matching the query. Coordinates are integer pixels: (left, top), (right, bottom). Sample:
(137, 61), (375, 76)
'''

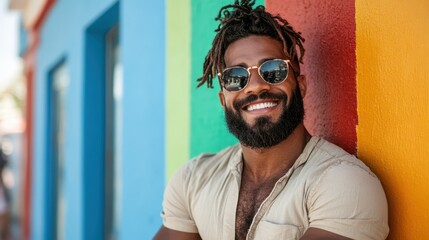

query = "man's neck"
(240, 124), (311, 183)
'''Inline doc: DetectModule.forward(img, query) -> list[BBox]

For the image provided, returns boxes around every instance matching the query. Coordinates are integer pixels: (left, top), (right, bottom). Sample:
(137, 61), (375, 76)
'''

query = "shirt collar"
(228, 136), (321, 175)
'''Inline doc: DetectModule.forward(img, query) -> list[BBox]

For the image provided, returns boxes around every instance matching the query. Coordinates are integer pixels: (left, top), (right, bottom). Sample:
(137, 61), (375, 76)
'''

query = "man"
(155, 1), (389, 239)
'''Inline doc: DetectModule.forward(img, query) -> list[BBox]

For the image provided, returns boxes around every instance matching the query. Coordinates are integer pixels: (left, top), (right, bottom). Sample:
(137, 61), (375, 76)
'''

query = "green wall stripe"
(190, 0), (264, 157)
(166, 0), (191, 179)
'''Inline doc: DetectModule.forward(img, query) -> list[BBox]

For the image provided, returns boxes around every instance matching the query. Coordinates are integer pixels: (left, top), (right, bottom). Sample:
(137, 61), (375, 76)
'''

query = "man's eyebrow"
(227, 58), (278, 68)
(235, 63), (248, 67)
(258, 58), (276, 64)
(225, 62), (247, 68)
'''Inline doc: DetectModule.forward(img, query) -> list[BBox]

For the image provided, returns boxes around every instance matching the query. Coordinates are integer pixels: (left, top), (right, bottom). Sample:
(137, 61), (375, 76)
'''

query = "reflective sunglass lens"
(222, 67), (248, 91)
(260, 60), (288, 83)
(220, 59), (289, 92)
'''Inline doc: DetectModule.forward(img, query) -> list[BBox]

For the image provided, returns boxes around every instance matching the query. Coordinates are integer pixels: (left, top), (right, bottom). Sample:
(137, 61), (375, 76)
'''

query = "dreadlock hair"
(197, 0), (305, 89)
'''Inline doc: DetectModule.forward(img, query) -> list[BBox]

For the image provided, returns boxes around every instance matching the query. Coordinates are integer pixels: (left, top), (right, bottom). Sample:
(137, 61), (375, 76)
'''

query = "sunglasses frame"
(218, 59), (294, 92)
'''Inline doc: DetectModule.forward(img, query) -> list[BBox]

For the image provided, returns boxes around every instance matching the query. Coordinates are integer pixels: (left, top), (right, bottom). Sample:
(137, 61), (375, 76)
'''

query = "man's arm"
(300, 228), (352, 240)
(153, 226), (202, 240)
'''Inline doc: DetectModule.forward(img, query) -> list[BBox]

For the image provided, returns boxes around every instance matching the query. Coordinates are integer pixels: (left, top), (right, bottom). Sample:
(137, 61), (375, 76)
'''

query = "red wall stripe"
(267, 0), (357, 154)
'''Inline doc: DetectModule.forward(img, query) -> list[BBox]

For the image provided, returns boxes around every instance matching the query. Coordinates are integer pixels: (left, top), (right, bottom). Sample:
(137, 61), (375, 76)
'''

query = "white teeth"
(247, 102), (278, 111)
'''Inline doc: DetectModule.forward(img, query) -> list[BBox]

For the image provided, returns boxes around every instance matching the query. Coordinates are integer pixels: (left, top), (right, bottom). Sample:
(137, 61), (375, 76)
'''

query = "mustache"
(233, 92), (288, 111)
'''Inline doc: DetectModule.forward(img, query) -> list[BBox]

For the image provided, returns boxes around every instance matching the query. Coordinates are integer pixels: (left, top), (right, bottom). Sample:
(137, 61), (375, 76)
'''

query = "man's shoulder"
(302, 139), (389, 239)
(310, 138), (363, 165)
(304, 137), (376, 179)
(175, 144), (241, 181)
(313, 138), (356, 160)
(193, 143), (241, 164)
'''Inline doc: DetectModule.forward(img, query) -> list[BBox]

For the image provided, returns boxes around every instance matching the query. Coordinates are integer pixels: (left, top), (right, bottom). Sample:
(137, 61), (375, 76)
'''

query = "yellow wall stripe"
(356, 0), (429, 238)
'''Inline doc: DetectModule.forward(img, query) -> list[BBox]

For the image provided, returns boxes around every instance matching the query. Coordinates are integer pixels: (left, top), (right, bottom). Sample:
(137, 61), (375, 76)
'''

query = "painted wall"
(165, 0), (191, 178)
(31, 0), (165, 239)
(32, 1), (120, 238)
(267, 0), (358, 154)
(356, 0), (429, 239)
(120, 0), (165, 238)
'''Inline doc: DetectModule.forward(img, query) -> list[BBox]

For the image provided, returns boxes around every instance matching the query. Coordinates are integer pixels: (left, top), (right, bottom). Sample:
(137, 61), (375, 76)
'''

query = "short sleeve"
(307, 162), (389, 240)
(161, 164), (199, 233)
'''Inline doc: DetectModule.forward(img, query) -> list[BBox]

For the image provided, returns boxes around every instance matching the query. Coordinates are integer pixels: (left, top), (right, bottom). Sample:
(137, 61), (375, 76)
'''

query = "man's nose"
(244, 67), (271, 94)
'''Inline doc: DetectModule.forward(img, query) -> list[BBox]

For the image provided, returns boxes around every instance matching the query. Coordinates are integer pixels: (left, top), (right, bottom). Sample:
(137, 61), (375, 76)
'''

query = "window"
(50, 62), (68, 240)
(83, 3), (120, 238)
(105, 25), (121, 240)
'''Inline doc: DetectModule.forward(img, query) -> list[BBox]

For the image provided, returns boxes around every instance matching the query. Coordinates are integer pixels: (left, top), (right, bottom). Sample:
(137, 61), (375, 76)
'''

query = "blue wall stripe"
(120, 0), (166, 238)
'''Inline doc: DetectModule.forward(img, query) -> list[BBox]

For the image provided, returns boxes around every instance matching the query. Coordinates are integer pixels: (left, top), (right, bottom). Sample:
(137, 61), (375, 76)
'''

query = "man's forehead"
(223, 35), (287, 67)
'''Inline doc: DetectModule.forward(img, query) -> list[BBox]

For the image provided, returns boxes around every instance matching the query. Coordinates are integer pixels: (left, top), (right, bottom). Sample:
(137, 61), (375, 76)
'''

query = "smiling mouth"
(245, 101), (279, 111)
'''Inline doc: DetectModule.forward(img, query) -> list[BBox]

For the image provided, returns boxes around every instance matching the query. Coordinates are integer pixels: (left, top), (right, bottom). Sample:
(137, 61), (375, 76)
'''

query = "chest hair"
(235, 177), (278, 240)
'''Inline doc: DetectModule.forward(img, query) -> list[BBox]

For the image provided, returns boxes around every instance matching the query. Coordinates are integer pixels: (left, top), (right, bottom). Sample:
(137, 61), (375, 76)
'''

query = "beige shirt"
(162, 137), (389, 240)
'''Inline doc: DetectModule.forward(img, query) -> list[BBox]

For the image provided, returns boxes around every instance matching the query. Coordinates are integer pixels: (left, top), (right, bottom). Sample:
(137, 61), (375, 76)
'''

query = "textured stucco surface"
(356, 0), (429, 239)
(267, 0), (357, 154)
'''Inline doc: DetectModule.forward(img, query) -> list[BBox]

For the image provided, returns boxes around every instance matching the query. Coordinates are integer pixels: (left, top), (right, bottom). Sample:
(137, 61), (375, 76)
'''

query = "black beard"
(224, 87), (304, 149)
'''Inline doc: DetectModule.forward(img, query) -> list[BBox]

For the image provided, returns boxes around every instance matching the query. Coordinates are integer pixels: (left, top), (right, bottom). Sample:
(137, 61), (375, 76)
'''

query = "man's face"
(218, 35), (306, 148)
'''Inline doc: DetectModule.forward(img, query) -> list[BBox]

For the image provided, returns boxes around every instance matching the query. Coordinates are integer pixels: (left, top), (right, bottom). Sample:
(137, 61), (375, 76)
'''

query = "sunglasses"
(218, 59), (294, 92)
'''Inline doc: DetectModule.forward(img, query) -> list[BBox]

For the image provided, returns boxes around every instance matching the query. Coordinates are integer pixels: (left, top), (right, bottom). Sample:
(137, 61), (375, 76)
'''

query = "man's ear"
(297, 75), (307, 98)
(218, 91), (226, 108)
